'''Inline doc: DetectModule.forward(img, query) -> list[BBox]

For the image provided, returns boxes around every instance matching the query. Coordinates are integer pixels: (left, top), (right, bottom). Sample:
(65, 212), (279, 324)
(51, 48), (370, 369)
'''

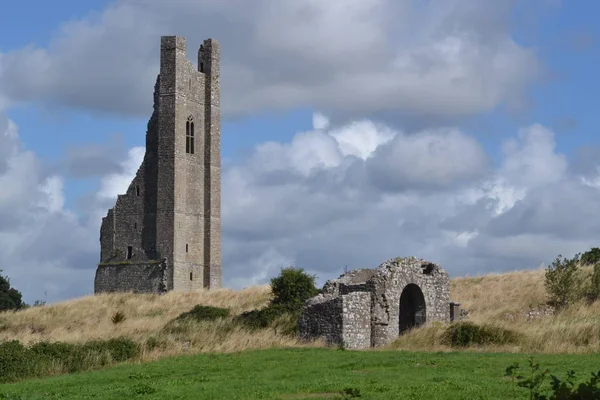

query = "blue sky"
(1, 0), (600, 303)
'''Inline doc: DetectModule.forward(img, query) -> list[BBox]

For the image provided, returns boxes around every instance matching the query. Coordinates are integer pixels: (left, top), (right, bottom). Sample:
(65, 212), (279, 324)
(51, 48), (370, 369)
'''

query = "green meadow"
(1, 348), (598, 399)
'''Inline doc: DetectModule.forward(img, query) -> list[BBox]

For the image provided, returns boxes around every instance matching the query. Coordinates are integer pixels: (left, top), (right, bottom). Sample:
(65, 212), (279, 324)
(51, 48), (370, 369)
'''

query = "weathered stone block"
(298, 256), (453, 349)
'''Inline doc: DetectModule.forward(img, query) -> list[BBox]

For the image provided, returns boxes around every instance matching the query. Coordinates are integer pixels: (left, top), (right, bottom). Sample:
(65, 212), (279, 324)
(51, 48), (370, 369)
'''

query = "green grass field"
(0, 348), (598, 399)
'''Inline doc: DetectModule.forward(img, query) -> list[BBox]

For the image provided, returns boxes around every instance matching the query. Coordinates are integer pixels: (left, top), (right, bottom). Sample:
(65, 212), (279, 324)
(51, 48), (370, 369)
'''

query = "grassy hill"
(394, 267), (600, 353)
(1, 267), (599, 362)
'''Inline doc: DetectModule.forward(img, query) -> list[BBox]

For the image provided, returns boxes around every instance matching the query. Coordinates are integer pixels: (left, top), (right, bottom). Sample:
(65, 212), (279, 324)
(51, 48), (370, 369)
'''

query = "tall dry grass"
(0, 285), (321, 362)
(1, 267), (599, 357)
(393, 267), (600, 353)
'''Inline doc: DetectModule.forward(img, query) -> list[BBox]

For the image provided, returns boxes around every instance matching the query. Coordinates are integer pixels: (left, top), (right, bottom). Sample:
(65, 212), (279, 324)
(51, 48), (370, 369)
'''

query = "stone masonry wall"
(96, 36), (221, 294)
(297, 296), (343, 346)
(298, 257), (451, 349)
(369, 257), (450, 346)
(341, 292), (371, 349)
(94, 261), (169, 294)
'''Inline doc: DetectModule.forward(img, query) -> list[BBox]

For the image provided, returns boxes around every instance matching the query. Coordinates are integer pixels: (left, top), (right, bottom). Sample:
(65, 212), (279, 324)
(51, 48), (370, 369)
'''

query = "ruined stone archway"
(399, 283), (426, 333)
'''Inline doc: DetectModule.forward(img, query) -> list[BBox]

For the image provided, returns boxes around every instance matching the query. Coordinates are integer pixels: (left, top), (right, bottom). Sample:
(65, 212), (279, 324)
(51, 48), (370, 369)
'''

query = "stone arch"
(399, 283), (426, 333)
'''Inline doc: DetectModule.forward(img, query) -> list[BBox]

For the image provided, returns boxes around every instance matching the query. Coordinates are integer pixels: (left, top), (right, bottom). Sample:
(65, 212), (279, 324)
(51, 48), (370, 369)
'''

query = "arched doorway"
(399, 284), (426, 333)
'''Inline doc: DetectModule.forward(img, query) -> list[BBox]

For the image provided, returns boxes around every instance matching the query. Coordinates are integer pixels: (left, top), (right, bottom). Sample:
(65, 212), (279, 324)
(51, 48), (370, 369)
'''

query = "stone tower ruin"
(94, 36), (221, 294)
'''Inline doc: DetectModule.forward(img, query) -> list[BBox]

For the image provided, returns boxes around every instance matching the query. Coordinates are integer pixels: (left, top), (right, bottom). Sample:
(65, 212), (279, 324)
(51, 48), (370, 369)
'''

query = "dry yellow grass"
(1, 267), (599, 358)
(0, 285), (321, 362)
(393, 267), (600, 353)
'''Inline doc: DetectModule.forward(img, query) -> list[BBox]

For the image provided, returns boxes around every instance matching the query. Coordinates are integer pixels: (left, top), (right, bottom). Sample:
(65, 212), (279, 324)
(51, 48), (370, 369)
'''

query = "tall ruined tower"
(94, 36), (221, 293)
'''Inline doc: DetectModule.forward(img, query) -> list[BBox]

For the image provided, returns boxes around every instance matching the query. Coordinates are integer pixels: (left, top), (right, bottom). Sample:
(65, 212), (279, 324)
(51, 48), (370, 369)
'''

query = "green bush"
(82, 338), (140, 362)
(442, 322), (521, 347)
(0, 270), (25, 312)
(235, 304), (289, 330)
(0, 341), (30, 383)
(545, 254), (584, 309)
(0, 338), (140, 383)
(174, 305), (230, 322)
(588, 264), (600, 302)
(581, 247), (600, 266)
(506, 357), (600, 399)
(270, 267), (319, 311)
(235, 267), (319, 332)
(111, 311), (126, 324)
(145, 336), (166, 351)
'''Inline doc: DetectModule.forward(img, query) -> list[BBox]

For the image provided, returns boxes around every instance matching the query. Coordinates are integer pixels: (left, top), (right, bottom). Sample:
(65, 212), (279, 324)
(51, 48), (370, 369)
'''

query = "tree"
(581, 247), (600, 266)
(270, 267), (319, 311)
(0, 270), (25, 312)
(544, 254), (583, 309)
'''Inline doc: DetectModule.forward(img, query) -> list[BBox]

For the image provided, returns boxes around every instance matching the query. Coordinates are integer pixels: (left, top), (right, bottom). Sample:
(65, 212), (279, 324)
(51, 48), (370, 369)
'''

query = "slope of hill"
(1, 268), (599, 359)
(393, 267), (600, 353)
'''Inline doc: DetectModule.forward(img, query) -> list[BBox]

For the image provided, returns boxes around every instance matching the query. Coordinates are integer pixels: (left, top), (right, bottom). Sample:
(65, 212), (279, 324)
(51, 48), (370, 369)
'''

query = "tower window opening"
(190, 272), (193, 281)
(136, 185), (140, 196)
(186, 117), (195, 154)
(126, 246), (133, 260)
(200, 62), (204, 73)
(186, 243), (189, 253)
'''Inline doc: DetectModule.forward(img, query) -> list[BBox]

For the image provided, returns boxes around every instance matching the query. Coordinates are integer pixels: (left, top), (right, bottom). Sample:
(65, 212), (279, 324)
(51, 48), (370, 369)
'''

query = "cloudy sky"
(1, 0), (599, 304)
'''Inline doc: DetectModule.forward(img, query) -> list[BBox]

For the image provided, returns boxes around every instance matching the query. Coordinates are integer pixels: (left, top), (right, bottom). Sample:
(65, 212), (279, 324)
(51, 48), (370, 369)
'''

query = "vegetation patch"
(236, 267), (318, 334)
(0, 337), (140, 383)
(442, 322), (521, 347)
(506, 357), (600, 399)
(174, 305), (230, 323)
(0, 349), (599, 399)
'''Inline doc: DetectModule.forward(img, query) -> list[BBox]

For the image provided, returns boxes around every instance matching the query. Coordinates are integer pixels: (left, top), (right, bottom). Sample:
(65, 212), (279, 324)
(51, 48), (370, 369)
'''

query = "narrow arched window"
(186, 116), (195, 154)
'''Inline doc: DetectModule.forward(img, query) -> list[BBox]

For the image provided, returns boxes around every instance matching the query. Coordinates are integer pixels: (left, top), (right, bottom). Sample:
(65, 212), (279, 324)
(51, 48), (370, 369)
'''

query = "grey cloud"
(61, 138), (127, 179)
(439, 197), (498, 233)
(568, 146), (600, 178)
(484, 180), (600, 240)
(366, 129), (490, 192)
(4, 113), (600, 302)
(220, 118), (600, 291)
(0, 0), (541, 122)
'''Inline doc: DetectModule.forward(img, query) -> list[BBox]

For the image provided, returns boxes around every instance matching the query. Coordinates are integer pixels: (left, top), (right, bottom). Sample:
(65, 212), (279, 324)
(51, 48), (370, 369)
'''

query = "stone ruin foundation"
(298, 257), (453, 349)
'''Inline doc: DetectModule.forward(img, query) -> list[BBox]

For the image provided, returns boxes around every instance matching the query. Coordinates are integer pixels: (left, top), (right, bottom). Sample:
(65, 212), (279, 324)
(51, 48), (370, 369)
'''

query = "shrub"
(442, 322), (520, 347)
(0, 338), (140, 383)
(82, 337), (140, 362)
(235, 268), (318, 332)
(0, 341), (30, 383)
(270, 267), (319, 311)
(235, 304), (289, 330)
(545, 254), (584, 309)
(506, 357), (600, 399)
(111, 311), (126, 324)
(0, 270), (25, 312)
(581, 247), (600, 266)
(145, 336), (167, 351)
(174, 305), (230, 322)
(588, 264), (600, 302)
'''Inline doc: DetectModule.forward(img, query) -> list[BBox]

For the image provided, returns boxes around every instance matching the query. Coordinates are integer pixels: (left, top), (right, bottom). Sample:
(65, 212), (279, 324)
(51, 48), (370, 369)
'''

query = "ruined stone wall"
(99, 75), (161, 265)
(368, 258), (450, 346)
(200, 39), (222, 290)
(340, 292), (371, 349)
(96, 36), (221, 294)
(298, 257), (452, 349)
(297, 296), (343, 346)
(297, 292), (372, 349)
(94, 261), (169, 294)
(164, 36), (222, 291)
